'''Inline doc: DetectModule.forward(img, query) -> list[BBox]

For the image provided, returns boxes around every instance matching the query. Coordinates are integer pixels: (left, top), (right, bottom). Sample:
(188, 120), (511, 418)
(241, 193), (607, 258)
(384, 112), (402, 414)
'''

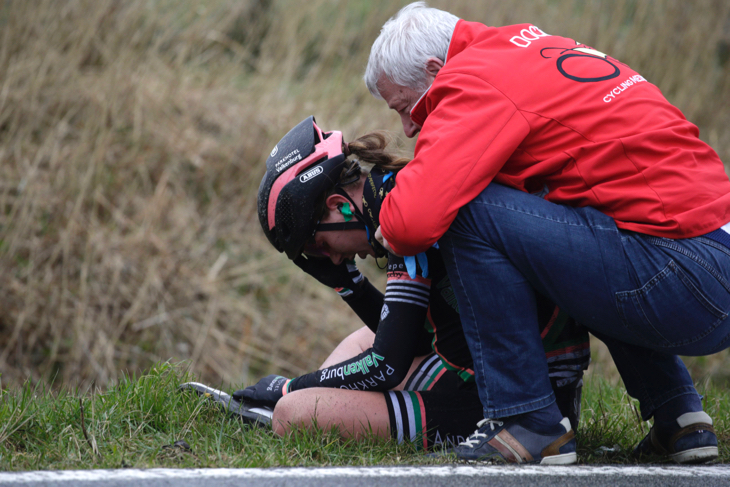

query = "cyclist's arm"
(288, 254), (431, 392)
(342, 279), (383, 333)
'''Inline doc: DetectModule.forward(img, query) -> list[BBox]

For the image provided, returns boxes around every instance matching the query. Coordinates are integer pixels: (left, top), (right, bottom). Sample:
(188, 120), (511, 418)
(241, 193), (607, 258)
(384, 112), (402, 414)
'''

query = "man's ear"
(325, 194), (349, 212)
(425, 57), (444, 78)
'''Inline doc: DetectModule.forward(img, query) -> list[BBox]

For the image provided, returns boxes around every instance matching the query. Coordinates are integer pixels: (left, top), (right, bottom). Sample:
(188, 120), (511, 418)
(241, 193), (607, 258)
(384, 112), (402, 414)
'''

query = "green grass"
(0, 362), (424, 471)
(0, 362), (727, 470)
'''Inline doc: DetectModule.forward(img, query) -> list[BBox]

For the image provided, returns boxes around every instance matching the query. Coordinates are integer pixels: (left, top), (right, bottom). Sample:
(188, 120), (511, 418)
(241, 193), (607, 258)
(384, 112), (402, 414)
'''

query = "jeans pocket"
(615, 260), (728, 348)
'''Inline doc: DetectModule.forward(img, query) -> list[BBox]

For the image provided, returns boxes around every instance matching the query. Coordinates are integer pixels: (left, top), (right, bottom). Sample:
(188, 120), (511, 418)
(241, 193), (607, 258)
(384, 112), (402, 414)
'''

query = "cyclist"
(242, 116), (588, 459)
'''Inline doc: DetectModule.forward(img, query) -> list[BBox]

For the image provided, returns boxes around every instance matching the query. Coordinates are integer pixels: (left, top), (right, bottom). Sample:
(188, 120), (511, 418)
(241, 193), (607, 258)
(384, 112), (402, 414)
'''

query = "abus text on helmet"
(299, 166), (323, 183)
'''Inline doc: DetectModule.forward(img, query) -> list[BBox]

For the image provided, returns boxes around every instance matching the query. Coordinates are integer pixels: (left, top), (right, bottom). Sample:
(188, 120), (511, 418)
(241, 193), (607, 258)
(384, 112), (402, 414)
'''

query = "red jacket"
(380, 20), (730, 256)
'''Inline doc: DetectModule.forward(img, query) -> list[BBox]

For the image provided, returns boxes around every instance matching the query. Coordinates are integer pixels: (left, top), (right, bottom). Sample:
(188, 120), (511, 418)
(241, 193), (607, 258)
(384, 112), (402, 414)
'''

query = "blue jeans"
(438, 184), (730, 420)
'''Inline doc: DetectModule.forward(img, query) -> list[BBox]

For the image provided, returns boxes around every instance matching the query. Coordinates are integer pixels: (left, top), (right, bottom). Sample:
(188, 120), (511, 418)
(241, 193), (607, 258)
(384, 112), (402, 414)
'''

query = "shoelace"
(459, 418), (504, 448)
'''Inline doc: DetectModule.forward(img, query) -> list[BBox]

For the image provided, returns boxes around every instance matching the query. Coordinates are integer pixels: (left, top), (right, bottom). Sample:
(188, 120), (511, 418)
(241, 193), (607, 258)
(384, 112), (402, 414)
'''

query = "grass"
(0, 361), (726, 471)
(0, 362), (426, 471)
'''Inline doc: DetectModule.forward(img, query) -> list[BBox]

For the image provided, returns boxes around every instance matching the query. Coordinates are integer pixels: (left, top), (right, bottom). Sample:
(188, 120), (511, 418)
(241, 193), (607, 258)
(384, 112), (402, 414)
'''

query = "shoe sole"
(540, 452), (578, 465)
(670, 446), (718, 464)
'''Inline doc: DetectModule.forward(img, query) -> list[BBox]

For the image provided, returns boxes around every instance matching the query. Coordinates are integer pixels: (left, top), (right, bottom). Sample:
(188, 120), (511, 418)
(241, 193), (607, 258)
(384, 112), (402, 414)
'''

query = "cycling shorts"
(385, 353), (482, 450)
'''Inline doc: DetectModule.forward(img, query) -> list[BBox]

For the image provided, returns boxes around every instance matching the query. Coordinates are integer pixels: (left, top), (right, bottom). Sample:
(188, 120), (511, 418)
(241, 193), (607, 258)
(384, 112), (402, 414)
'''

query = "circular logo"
(541, 46), (622, 83)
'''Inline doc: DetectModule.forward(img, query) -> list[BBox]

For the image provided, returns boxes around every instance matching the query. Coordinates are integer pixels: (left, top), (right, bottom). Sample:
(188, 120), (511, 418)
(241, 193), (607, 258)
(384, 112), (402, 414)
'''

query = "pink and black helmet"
(258, 116), (353, 259)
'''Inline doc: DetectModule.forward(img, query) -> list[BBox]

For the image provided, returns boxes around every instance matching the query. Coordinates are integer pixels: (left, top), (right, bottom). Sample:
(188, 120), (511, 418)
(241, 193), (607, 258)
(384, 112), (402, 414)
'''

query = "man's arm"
(380, 73), (530, 255)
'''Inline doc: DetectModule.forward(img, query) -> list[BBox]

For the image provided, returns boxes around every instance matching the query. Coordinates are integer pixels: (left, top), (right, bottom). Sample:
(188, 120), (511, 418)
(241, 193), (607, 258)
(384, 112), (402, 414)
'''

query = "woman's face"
(306, 209), (375, 265)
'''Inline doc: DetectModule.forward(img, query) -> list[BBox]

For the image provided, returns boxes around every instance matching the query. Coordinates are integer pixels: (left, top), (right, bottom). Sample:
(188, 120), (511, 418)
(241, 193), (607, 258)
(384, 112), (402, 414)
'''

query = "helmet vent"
(277, 194), (296, 232)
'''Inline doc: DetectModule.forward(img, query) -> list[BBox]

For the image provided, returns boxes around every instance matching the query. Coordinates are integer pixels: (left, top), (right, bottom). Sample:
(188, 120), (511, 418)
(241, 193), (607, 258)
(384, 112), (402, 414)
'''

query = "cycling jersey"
(288, 168), (590, 393)
(380, 20), (730, 256)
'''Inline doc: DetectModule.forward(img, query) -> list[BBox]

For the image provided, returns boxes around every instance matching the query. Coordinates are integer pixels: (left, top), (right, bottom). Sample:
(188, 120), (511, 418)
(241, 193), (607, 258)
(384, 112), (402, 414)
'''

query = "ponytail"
(314, 131), (409, 223)
(347, 132), (410, 172)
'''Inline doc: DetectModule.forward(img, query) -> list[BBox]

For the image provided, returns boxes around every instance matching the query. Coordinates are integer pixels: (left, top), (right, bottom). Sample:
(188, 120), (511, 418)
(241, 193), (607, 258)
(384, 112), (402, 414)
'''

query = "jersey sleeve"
(341, 279), (384, 333)
(288, 253), (432, 392)
(380, 73), (531, 255)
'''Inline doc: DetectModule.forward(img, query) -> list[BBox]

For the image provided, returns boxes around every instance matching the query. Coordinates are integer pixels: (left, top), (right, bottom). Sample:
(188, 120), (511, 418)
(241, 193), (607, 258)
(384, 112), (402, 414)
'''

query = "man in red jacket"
(366, 2), (729, 464)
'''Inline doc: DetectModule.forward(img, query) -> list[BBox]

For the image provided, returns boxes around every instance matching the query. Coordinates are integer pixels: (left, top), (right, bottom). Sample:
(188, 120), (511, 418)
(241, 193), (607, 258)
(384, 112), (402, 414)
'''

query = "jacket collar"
(409, 88), (431, 127)
(409, 19), (483, 127)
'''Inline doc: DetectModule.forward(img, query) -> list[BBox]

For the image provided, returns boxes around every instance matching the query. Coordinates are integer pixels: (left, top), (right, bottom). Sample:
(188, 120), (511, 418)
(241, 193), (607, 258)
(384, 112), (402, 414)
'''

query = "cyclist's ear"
(324, 193), (349, 212)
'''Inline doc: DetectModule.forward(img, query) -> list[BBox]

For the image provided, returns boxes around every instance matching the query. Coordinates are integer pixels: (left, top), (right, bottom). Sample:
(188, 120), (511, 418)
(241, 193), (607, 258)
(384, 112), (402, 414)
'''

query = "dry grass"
(0, 0), (729, 389)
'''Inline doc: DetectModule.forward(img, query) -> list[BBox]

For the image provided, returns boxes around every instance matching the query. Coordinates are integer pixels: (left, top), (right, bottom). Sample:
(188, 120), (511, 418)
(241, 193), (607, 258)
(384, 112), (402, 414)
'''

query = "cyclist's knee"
(272, 392), (299, 436)
(346, 326), (376, 351)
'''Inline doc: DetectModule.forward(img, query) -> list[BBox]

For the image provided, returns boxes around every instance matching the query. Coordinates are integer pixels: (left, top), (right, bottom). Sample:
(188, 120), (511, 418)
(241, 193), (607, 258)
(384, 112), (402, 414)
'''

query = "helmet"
(258, 116), (351, 260)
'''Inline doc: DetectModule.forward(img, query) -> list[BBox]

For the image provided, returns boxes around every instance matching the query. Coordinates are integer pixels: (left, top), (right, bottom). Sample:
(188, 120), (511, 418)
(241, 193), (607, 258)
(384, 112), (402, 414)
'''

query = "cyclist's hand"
(375, 226), (399, 256)
(293, 255), (363, 291)
(233, 375), (290, 408)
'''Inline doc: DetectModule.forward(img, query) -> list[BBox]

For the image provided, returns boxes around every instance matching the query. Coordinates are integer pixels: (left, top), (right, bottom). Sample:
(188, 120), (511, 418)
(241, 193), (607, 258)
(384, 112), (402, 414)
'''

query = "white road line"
(0, 465), (730, 483)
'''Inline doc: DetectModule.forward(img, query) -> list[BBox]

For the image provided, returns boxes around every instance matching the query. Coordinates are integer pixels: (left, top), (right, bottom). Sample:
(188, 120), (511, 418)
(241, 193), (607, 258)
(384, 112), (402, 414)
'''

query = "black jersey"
(288, 168), (589, 392)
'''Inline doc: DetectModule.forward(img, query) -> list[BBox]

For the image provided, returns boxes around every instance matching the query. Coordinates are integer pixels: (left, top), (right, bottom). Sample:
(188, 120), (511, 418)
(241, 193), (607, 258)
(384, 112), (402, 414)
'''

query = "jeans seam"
(470, 199), (616, 231)
(615, 264), (675, 347)
(675, 262), (728, 320)
(442, 236), (490, 410)
(615, 259), (727, 348)
(703, 317), (730, 354)
(648, 237), (730, 294)
(634, 289), (672, 346)
(695, 236), (730, 259)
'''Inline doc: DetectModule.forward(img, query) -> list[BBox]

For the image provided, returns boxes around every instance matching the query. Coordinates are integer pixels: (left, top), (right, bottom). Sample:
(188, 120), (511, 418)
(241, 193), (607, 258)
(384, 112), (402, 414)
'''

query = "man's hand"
(233, 375), (290, 408)
(294, 255), (363, 291)
(375, 226), (399, 256)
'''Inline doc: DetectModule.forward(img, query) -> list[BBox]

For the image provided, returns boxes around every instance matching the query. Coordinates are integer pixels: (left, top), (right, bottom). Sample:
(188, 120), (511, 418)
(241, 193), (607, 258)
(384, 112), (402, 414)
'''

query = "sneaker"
(442, 417), (577, 464)
(179, 382), (273, 426)
(634, 411), (718, 464)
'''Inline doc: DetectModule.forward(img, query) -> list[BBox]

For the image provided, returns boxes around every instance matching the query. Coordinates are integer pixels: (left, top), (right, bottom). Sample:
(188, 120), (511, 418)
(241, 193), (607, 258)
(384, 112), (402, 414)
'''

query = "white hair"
(364, 2), (459, 99)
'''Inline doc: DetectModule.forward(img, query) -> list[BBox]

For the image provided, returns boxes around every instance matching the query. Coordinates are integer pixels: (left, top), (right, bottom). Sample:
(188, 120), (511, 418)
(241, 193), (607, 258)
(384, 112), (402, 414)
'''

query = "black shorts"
(384, 353), (483, 450)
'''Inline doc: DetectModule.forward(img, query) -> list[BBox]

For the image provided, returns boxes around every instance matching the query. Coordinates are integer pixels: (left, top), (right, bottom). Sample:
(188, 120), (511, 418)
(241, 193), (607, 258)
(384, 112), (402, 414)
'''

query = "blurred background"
(0, 0), (729, 389)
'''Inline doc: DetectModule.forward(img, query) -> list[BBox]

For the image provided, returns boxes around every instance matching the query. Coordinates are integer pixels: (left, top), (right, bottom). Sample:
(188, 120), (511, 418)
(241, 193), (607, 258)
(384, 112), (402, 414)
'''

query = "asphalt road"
(1, 465), (730, 487)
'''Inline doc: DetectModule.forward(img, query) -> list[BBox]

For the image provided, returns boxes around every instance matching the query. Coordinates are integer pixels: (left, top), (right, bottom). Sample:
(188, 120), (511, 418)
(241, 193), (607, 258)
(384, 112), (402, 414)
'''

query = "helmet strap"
(315, 187), (386, 258)
(336, 188), (386, 257)
(316, 190), (369, 233)
(316, 221), (366, 232)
